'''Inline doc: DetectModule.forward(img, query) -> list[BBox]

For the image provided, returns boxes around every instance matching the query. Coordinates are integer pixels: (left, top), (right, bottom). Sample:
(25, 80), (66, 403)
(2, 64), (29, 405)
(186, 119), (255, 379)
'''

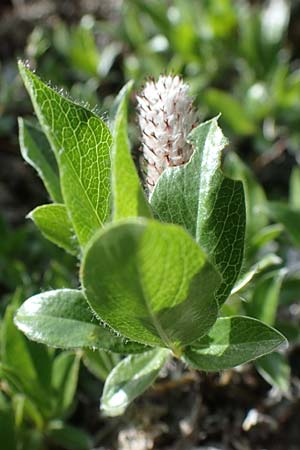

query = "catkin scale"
(137, 75), (197, 192)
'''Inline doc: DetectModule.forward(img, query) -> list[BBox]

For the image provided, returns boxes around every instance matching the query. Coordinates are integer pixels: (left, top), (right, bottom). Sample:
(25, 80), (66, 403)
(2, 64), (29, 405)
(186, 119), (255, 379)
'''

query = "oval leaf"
(183, 316), (287, 371)
(14, 289), (147, 354)
(82, 219), (220, 353)
(151, 117), (246, 305)
(101, 348), (170, 417)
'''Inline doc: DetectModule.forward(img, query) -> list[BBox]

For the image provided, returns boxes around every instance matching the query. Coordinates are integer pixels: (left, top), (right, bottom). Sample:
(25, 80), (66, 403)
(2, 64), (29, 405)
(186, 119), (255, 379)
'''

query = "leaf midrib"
(193, 338), (282, 353)
(135, 236), (182, 355)
(25, 71), (111, 244)
(59, 112), (110, 239)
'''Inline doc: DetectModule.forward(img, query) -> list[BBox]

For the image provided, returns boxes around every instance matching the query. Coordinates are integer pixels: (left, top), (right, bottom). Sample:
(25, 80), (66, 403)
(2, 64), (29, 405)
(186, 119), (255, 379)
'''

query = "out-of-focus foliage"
(118, 0), (300, 156)
(0, 220), (90, 449)
(2, 0), (300, 157)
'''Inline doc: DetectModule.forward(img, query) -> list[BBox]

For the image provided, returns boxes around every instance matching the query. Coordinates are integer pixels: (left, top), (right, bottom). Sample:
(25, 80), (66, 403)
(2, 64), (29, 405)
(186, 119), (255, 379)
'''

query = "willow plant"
(15, 62), (286, 416)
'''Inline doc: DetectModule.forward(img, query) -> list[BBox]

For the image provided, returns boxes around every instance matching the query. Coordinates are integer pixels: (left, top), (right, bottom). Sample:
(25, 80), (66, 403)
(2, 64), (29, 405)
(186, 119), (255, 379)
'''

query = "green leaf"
(251, 224), (283, 249)
(101, 348), (170, 416)
(256, 352), (290, 392)
(261, 0), (290, 46)
(47, 422), (92, 450)
(2, 304), (53, 413)
(13, 393), (44, 429)
(28, 204), (79, 256)
(14, 289), (148, 354)
(82, 218), (220, 352)
(19, 429), (43, 450)
(280, 277), (300, 306)
(52, 352), (80, 416)
(246, 269), (286, 325)
(203, 90), (257, 136)
(224, 152), (267, 241)
(2, 306), (38, 384)
(151, 117), (246, 305)
(276, 320), (300, 343)
(83, 349), (120, 382)
(69, 25), (100, 77)
(112, 81), (151, 220)
(19, 61), (112, 247)
(129, 0), (171, 38)
(18, 118), (62, 203)
(267, 201), (300, 246)
(230, 254), (282, 296)
(183, 316), (287, 371)
(98, 42), (122, 79)
(289, 166), (300, 209)
(0, 394), (17, 450)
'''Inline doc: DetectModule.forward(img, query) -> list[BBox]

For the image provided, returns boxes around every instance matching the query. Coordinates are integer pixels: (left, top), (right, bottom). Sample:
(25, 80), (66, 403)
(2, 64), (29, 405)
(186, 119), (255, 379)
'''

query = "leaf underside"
(101, 348), (170, 416)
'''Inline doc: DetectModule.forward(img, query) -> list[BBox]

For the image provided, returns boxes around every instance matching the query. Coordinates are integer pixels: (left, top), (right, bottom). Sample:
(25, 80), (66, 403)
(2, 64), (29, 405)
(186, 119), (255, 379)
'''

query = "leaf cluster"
(14, 63), (286, 417)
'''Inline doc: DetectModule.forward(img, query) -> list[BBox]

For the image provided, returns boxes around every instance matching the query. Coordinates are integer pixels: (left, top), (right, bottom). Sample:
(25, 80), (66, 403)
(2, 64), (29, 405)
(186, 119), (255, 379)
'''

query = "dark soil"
(63, 358), (300, 450)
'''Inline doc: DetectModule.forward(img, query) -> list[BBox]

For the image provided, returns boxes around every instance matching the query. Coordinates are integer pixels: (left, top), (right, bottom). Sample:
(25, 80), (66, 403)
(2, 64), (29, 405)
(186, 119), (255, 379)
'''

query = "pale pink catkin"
(137, 75), (197, 193)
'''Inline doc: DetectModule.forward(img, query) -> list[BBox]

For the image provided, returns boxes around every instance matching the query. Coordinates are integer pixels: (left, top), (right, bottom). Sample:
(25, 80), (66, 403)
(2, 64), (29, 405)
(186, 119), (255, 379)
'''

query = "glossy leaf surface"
(14, 289), (148, 354)
(101, 348), (170, 416)
(183, 316), (286, 371)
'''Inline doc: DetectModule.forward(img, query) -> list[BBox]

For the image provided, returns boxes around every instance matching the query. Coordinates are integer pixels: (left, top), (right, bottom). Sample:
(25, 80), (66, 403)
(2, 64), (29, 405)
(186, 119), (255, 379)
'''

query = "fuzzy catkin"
(136, 75), (197, 193)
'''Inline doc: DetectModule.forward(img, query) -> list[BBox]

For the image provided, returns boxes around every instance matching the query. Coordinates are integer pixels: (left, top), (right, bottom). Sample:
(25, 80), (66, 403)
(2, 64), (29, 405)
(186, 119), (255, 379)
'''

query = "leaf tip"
(26, 209), (35, 221)
(277, 334), (289, 352)
(18, 59), (31, 79)
(17, 116), (24, 127)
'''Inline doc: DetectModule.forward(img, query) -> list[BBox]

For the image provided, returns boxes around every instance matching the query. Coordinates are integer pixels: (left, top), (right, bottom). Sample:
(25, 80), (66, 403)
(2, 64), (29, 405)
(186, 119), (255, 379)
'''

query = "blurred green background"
(1, 1), (300, 449)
